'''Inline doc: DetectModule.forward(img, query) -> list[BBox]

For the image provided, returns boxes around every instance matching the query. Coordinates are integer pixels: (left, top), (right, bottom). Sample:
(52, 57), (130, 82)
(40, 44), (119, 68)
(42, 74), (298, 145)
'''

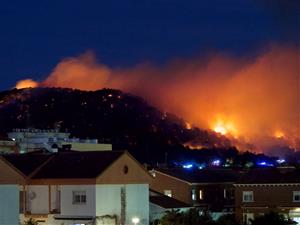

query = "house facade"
(235, 168), (300, 225)
(149, 189), (191, 224)
(0, 156), (26, 225)
(0, 137), (18, 154)
(7, 128), (112, 153)
(1, 151), (152, 225)
(150, 168), (239, 218)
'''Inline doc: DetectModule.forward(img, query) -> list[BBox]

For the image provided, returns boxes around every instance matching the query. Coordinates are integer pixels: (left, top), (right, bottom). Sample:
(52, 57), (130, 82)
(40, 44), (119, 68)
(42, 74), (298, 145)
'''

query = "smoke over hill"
(16, 45), (300, 152)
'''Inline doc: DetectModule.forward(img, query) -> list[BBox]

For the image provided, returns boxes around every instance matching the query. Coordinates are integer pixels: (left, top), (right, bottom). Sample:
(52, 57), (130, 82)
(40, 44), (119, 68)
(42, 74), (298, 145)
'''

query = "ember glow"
(185, 122), (192, 130)
(274, 131), (285, 139)
(15, 45), (300, 151)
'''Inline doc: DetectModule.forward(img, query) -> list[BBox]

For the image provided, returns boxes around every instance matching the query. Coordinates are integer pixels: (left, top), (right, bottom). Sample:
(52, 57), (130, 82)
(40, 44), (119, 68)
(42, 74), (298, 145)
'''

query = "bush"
(250, 212), (295, 225)
(23, 218), (38, 225)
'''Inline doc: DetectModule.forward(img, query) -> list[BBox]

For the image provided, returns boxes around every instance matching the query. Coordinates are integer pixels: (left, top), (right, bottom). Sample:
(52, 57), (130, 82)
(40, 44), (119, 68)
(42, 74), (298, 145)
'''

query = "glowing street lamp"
(132, 217), (140, 225)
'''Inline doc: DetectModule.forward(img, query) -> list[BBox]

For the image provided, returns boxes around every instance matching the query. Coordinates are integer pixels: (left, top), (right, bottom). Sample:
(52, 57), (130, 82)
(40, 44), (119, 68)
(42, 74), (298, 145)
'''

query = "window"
(123, 165), (129, 174)
(192, 189), (196, 200)
(242, 191), (253, 202)
(164, 190), (172, 197)
(293, 191), (300, 202)
(199, 190), (203, 200)
(72, 191), (86, 204)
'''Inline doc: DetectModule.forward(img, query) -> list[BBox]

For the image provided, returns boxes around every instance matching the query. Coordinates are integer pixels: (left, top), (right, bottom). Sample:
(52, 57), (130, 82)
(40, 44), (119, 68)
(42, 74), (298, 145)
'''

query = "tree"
(159, 208), (217, 225)
(250, 212), (296, 225)
(216, 214), (240, 225)
(159, 209), (183, 225)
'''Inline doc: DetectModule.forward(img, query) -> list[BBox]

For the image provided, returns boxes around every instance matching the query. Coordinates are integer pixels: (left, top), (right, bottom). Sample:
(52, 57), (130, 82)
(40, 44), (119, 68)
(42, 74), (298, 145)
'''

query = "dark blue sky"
(0, 0), (299, 90)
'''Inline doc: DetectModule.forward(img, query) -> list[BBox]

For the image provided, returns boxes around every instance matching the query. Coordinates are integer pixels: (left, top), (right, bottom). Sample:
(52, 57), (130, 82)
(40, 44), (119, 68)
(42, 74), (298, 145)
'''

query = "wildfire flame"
(15, 79), (39, 89)
(274, 130), (285, 139)
(185, 122), (192, 130)
(213, 119), (237, 136)
(214, 123), (228, 135)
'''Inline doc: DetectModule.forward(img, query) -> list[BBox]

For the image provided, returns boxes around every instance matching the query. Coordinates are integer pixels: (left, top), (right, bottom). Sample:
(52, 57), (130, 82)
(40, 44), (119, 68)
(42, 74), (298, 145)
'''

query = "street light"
(132, 217), (140, 225)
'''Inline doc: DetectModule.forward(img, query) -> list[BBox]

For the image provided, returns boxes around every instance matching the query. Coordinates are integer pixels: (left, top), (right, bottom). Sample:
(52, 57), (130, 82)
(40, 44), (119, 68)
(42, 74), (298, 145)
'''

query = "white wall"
(27, 185), (49, 214)
(0, 185), (19, 225)
(95, 185), (121, 218)
(95, 184), (149, 225)
(125, 184), (149, 225)
(60, 185), (96, 216)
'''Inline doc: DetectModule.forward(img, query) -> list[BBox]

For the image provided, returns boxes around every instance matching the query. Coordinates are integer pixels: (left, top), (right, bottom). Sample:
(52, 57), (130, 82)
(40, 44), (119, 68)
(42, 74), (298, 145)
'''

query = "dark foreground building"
(235, 167), (300, 224)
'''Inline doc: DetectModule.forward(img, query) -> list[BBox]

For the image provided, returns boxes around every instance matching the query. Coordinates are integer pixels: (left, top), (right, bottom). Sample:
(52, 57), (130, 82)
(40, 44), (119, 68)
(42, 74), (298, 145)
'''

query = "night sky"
(0, 0), (299, 90)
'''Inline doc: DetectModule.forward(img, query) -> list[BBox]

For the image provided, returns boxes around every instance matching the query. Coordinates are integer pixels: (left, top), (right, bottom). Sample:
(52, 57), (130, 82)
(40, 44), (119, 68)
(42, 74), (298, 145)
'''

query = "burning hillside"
(15, 45), (300, 152)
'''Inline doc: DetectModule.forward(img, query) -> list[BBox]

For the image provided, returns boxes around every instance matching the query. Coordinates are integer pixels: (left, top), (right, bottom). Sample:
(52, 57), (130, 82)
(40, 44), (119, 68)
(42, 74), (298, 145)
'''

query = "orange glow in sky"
(15, 79), (38, 89)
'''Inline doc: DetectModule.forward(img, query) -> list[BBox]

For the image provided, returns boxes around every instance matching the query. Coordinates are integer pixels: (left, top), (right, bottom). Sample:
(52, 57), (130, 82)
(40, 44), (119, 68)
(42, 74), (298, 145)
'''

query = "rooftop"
(236, 168), (300, 184)
(3, 151), (124, 178)
(3, 153), (52, 176)
(32, 151), (124, 179)
(150, 189), (191, 209)
(154, 168), (241, 184)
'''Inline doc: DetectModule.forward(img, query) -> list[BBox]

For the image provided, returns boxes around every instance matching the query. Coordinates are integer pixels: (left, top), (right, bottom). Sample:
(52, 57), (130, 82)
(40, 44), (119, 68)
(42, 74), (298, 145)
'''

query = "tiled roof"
(32, 151), (124, 179)
(236, 168), (300, 184)
(150, 190), (191, 209)
(3, 153), (52, 176)
(155, 168), (241, 183)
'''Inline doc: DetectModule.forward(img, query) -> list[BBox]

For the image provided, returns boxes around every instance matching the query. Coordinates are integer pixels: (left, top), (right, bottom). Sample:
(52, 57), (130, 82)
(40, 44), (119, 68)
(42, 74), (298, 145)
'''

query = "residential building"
(150, 189), (191, 224)
(0, 155), (26, 225)
(0, 137), (18, 154)
(1, 150), (152, 225)
(150, 168), (240, 218)
(235, 167), (300, 225)
(7, 128), (112, 153)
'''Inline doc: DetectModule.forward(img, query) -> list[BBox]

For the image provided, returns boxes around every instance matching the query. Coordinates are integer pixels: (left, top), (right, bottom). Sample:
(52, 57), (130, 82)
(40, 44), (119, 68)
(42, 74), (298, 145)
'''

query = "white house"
(2, 151), (152, 225)
(0, 156), (26, 225)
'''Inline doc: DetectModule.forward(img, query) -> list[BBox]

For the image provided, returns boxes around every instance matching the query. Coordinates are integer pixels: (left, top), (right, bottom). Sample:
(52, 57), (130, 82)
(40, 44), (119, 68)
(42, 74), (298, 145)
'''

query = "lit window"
(164, 190), (172, 197)
(72, 191), (86, 204)
(293, 191), (300, 202)
(199, 190), (203, 200)
(192, 189), (196, 200)
(224, 189), (227, 198)
(242, 191), (253, 202)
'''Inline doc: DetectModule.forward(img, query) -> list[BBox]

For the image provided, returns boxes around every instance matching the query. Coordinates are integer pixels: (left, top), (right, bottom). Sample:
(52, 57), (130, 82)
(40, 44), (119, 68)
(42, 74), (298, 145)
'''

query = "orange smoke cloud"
(17, 45), (300, 151)
(15, 79), (39, 89)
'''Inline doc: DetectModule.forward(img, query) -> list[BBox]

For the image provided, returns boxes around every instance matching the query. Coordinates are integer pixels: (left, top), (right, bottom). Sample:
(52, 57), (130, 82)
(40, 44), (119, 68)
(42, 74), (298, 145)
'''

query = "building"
(0, 155), (26, 225)
(235, 167), (300, 225)
(150, 189), (191, 224)
(1, 150), (152, 225)
(7, 128), (112, 153)
(150, 168), (240, 219)
(0, 137), (18, 154)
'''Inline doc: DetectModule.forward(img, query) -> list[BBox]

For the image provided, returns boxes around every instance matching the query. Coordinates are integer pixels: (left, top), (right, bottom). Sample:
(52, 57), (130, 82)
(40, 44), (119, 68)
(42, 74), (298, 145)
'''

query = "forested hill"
(0, 87), (232, 163)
